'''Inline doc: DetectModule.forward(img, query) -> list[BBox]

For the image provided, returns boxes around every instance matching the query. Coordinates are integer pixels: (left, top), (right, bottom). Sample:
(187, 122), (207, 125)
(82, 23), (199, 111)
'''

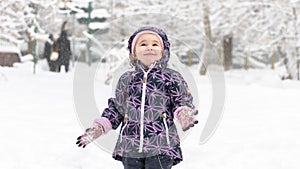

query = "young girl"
(76, 26), (198, 169)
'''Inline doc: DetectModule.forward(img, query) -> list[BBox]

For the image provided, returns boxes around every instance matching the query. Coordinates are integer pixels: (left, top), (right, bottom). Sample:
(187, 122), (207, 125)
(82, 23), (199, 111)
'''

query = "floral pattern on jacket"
(101, 63), (195, 165)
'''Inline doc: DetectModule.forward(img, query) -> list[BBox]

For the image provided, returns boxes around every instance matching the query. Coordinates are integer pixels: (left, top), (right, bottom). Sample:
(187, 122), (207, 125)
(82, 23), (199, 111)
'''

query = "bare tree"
(200, 2), (212, 75)
(223, 34), (233, 70)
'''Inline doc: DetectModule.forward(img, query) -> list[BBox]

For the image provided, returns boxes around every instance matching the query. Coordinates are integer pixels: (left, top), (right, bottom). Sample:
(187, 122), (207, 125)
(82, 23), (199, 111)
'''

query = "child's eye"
(141, 43), (146, 46)
(153, 44), (158, 46)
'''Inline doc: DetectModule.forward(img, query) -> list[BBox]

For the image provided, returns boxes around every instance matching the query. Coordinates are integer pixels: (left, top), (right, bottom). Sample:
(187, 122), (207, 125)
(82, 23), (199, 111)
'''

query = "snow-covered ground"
(1, 60), (300, 169)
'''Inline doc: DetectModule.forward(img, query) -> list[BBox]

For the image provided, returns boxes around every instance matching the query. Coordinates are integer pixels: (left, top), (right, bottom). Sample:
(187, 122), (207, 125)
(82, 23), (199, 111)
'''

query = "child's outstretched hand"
(177, 107), (198, 131)
(76, 124), (104, 148)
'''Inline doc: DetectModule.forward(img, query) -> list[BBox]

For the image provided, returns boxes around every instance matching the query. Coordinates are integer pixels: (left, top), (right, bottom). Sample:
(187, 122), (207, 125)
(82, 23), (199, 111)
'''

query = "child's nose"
(146, 45), (153, 50)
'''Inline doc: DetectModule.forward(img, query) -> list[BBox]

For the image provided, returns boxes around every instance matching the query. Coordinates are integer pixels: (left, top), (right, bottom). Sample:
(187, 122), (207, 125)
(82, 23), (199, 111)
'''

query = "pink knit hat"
(130, 30), (164, 54)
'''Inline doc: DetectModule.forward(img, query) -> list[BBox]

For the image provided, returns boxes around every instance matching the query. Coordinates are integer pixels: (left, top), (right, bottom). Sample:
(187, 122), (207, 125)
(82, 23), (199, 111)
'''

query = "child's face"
(134, 33), (163, 67)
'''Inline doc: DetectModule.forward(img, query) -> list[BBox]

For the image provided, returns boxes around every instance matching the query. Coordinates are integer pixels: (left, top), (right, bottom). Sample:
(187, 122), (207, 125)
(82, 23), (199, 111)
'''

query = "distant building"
(177, 49), (201, 66)
(0, 38), (21, 67)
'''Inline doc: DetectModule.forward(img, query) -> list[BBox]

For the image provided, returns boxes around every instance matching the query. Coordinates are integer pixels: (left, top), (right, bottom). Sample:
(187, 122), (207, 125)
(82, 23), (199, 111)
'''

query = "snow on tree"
(1, 0), (60, 54)
(199, 0), (300, 79)
(1, 0), (300, 79)
(74, 0), (300, 79)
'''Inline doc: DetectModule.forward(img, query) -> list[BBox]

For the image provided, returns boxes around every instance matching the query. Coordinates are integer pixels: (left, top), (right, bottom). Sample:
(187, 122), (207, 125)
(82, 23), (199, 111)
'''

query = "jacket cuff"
(93, 117), (112, 134)
(173, 106), (193, 119)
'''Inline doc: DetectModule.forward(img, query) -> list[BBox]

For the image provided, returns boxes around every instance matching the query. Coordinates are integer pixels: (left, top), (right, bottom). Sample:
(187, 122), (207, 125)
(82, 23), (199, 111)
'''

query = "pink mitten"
(176, 107), (198, 131)
(76, 124), (104, 148)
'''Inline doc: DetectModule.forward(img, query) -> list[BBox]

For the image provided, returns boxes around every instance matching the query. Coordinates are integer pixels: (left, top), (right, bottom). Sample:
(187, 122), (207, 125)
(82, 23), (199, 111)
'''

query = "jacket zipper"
(138, 63), (156, 153)
(138, 71), (148, 152)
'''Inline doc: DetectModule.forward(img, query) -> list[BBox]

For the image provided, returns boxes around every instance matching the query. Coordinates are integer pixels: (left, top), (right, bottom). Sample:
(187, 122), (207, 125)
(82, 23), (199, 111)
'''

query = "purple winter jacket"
(96, 26), (196, 166)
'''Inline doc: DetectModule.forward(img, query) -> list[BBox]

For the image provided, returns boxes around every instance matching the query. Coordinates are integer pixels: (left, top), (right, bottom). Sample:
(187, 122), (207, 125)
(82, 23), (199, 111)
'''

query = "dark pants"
(57, 63), (69, 72)
(122, 155), (173, 169)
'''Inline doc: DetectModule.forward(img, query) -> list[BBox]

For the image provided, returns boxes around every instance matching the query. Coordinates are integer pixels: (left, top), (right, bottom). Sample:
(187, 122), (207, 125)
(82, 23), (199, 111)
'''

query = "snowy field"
(1, 60), (300, 169)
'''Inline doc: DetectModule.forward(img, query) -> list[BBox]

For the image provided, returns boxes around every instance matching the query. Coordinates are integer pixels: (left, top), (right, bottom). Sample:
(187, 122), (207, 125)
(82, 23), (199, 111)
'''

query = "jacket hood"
(128, 26), (170, 69)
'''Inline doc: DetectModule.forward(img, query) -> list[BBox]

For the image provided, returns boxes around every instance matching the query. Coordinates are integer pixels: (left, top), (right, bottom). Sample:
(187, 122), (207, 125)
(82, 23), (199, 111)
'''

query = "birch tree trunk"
(223, 34), (233, 70)
(200, 2), (212, 75)
(292, 7), (300, 80)
(278, 46), (292, 80)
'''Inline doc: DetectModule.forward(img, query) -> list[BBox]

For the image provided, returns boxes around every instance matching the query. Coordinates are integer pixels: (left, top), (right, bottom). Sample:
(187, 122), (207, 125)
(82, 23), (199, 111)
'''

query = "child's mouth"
(144, 53), (156, 56)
